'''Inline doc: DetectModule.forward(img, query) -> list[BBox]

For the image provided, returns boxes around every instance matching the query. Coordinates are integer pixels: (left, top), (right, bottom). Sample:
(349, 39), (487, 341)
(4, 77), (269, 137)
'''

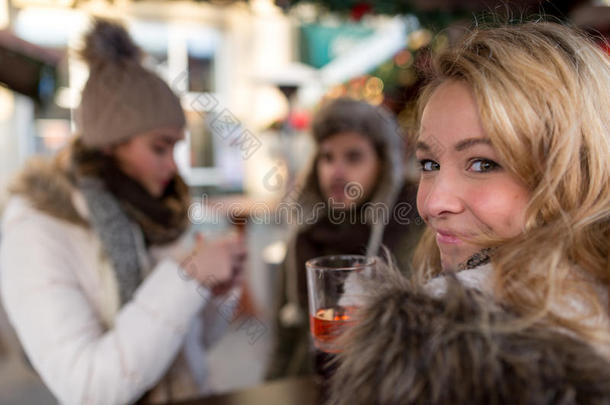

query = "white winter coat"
(0, 189), (237, 404)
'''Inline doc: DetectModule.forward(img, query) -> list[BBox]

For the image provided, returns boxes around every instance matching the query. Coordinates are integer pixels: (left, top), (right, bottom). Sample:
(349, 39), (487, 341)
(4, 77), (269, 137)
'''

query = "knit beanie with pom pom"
(77, 19), (186, 149)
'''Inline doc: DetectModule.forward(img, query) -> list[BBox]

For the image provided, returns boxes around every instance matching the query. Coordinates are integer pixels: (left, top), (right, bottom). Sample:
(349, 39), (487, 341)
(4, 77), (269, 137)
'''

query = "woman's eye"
(419, 159), (440, 172)
(152, 145), (168, 155)
(346, 151), (363, 164)
(319, 153), (332, 163)
(468, 159), (500, 172)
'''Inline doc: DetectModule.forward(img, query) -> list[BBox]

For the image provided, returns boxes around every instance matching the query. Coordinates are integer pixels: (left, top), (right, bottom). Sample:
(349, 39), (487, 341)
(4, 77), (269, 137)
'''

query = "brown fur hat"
(328, 270), (610, 405)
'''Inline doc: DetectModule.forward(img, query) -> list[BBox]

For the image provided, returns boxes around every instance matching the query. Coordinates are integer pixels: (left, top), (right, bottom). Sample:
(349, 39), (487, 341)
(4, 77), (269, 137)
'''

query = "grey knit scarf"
(78, 176), (142, 304)
(69, 138), (190, 305)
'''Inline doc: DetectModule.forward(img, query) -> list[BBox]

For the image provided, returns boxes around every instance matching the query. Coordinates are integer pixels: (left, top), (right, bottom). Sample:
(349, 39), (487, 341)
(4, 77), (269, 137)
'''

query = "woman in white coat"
(0, 19), (245, 404)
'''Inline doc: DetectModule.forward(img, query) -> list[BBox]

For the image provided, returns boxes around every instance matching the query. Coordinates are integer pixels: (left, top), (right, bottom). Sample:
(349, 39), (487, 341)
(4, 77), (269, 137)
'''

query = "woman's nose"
(166, 154), (178, 176)
(421, 173), (464, 218)
(330, 160), (347, 179)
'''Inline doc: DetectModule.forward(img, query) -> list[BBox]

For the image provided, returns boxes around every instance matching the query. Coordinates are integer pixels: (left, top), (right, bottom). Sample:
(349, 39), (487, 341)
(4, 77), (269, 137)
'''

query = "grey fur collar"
(8, 156), (88, 227)
(328, 270), (610, 405)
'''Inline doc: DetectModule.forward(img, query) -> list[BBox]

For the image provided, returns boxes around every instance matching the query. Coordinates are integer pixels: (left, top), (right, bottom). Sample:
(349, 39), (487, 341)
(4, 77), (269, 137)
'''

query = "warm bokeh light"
(326, 84), (346, 99)
(408, 28), (432, 51)
(364, 76), (384, 97)
(432, 33), (449, 53)
(394, 49), (413, 68)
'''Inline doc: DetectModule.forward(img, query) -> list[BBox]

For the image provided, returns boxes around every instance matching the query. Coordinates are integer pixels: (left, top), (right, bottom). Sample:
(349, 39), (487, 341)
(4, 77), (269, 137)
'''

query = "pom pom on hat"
(77, 18), (186, 149)
(80, 19), (141, 69)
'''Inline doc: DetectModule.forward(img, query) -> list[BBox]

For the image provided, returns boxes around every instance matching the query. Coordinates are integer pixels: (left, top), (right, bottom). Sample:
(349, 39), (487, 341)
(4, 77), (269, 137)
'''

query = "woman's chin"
(439, 250), (474, 272)
(438, 237), (487, 271)
(145, 184), (164, 198)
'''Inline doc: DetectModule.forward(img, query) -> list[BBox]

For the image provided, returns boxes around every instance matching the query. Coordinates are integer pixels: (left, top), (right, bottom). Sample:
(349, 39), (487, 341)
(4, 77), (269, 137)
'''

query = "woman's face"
(316, 131), (381, 208)
(416, 81), (530, 271)
(112, 127), (184, 197)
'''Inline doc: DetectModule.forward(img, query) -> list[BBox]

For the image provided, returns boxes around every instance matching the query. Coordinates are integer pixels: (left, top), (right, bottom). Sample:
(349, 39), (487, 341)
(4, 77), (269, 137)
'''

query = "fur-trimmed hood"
(288, 101), (406, 253)
(329, 269), (610, 405)
(7, 149), (89, 227)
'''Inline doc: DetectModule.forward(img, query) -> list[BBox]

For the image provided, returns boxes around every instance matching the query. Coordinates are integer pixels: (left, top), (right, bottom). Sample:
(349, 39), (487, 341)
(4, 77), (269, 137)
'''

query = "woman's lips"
(328, 185), (347, 200)
(436, 230), (462, 245)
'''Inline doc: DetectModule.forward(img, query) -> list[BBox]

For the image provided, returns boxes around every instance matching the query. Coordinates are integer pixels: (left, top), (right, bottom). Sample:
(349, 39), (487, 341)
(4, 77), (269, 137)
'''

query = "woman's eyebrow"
(454, 137), (491, 151)
(415, 141), (430, 151)
(153, 135), (178, 145)
(416, 137), (491, 153)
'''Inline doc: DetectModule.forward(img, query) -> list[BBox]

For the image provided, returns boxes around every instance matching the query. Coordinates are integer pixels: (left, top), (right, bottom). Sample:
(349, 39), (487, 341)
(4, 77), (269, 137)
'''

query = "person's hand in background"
(181, 232), (247, 296)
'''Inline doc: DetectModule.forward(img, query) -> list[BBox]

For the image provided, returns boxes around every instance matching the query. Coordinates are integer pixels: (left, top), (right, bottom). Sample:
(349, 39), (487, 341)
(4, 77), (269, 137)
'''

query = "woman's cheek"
(415, 180), (431, 220)
(467, 186), (525, 237)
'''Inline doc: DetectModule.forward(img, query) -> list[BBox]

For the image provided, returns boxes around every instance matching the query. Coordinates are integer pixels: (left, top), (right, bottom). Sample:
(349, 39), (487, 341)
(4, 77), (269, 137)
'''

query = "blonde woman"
(329, 21), (610, 405)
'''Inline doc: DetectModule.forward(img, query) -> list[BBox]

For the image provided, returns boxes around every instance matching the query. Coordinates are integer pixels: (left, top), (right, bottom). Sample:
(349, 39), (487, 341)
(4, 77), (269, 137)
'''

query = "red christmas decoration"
(350, 2), (372, 21)
(289, 110), (311, 131)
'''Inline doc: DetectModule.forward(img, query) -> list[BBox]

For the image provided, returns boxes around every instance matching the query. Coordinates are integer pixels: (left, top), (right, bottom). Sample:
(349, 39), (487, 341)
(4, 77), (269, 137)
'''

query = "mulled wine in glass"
(306, 255), (376, 398)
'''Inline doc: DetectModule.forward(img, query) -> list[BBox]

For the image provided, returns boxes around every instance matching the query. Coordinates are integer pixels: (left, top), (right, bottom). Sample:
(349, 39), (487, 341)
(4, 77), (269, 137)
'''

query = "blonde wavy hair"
(412, 22), (610, 347)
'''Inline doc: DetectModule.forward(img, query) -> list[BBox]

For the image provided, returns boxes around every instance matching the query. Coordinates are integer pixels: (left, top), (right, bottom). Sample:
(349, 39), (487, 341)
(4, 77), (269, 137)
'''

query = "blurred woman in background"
(1, 19), (244, 404)
(267, 98), (424, 380)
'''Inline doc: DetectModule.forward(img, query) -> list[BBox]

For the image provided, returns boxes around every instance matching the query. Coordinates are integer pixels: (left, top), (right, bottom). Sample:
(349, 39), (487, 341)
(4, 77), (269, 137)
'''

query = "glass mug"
(306, 255), (376, 391)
